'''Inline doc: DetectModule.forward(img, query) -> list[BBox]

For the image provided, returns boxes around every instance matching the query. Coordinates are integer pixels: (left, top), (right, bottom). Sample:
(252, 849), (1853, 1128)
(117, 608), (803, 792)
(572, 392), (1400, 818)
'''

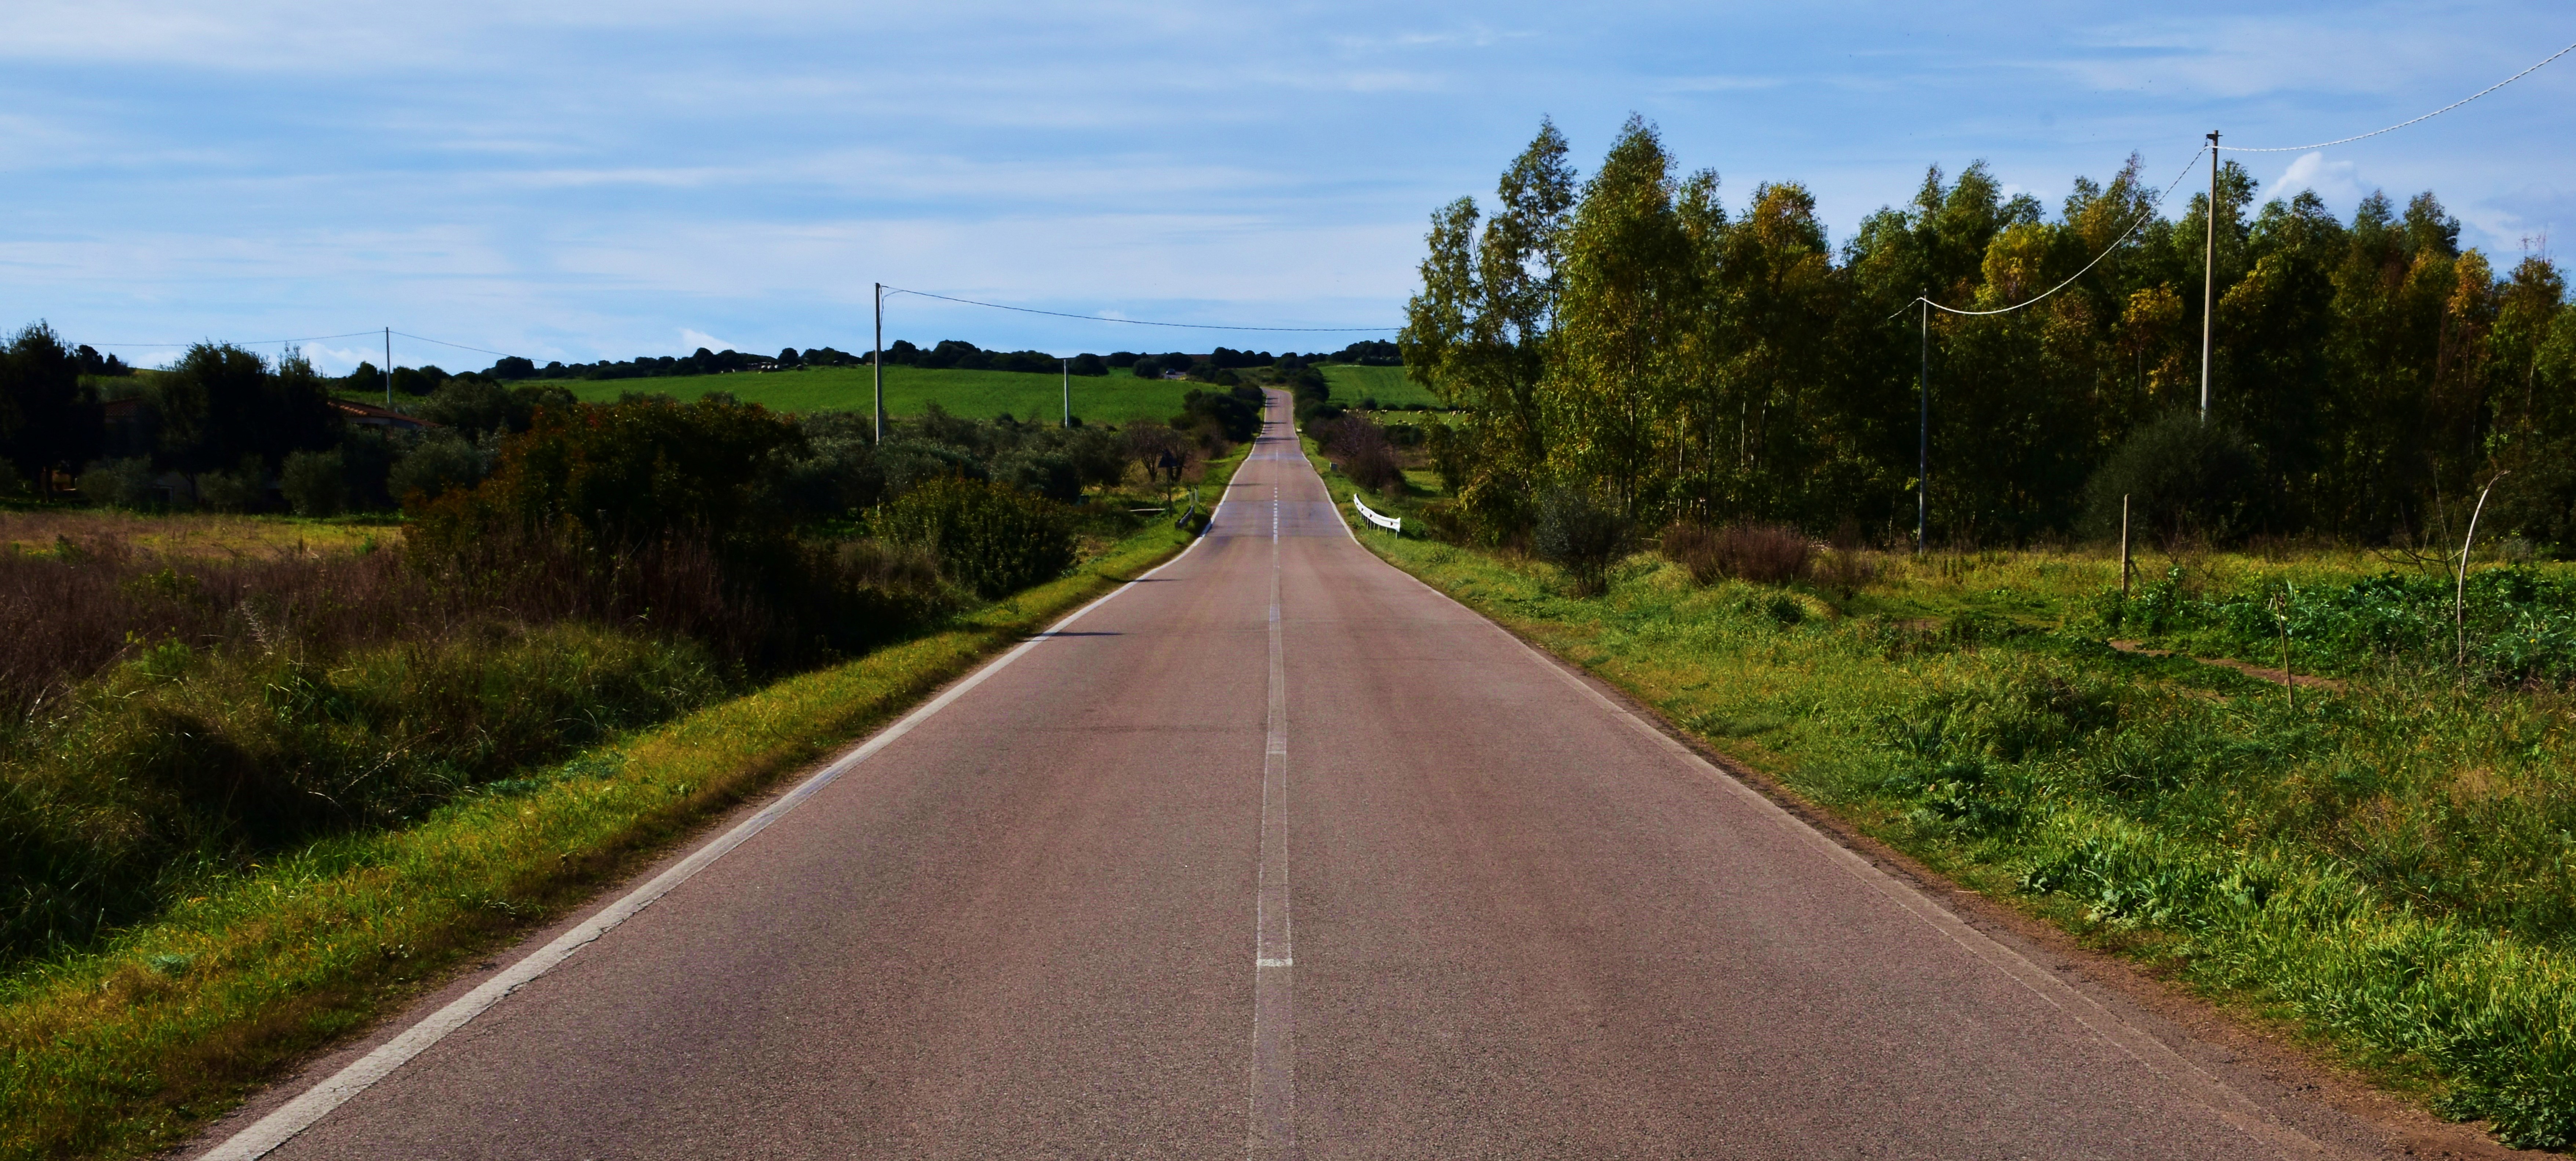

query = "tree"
(1399, 117), (1575, 539)
(0, 322), (99, 498)
(152, 343), (338, 474)
(1544, 116), (1693, 523)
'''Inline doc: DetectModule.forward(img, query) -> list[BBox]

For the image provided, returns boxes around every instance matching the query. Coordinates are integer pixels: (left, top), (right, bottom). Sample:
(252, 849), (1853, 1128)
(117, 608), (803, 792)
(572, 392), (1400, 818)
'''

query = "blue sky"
(1, 1), (2569, 373)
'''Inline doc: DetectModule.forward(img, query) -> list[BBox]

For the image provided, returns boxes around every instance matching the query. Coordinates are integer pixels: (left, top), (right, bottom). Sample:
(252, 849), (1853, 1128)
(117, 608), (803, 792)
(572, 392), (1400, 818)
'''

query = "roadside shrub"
(1535, 487), (1625, 595)
(1663, 522), (1811, 586)
(0, 623), (723, 960)
(2084, 411), (2259, 546)
(280, 448), (346, 516)
(874, 476), (1074, 598)
(1317, 414), (1403, 495)
(994, 449), (1082, 502)
(409, 393), (806, 560)
(76, 457), (153, 508)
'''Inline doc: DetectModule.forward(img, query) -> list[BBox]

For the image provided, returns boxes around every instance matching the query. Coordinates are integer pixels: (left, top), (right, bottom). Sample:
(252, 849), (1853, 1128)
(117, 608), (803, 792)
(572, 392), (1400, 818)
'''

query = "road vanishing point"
(195, 390), (2405, 1160)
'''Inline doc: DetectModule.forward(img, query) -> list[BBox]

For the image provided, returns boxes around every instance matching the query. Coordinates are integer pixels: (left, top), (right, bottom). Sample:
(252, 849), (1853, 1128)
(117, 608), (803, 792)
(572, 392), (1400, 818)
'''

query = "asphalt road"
(202, 390), (2399, 1160)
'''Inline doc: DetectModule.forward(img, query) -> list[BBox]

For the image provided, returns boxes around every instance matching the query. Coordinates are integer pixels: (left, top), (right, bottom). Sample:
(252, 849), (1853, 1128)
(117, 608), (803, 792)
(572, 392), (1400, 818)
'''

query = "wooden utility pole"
(383, 327), (393, 407)
(2200, 131), (2219, 423)
(873, 283), (886, 444)
(1916, 294), (1929, 555)
(1062, 358), (1071, 428)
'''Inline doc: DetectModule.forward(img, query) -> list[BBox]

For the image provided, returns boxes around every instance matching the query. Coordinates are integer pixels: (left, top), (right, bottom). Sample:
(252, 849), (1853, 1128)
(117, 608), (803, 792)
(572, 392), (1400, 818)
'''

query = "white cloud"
(678, 328), (740, 354)
(2276, 150), (2366, 202)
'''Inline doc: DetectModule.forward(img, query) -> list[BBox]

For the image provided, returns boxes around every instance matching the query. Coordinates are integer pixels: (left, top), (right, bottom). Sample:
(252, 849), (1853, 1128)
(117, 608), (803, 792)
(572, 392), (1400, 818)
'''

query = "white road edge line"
(1342, 543), (2346, 1160)
(199, 492), (1238, 1161)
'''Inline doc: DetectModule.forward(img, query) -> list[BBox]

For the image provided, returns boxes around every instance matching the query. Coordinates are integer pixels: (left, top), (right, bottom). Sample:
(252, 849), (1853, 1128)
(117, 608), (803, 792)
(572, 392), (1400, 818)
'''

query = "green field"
(1319, 364), (1439, 409)
(542, 365), (1199, 423)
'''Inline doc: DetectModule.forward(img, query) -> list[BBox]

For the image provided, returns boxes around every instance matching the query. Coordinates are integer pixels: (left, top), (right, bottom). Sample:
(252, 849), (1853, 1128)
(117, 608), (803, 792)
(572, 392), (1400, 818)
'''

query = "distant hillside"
(1319, 364), (1439, 410)
(544, 364), (1199, 423)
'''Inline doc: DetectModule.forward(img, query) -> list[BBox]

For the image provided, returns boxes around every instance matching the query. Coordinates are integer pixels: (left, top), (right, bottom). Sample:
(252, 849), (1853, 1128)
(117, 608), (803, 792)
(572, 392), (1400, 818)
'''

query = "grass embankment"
(1306, 438), (2576, 1150)
(542, 365), (1198, 422)
(0, 445), (1247, 1161)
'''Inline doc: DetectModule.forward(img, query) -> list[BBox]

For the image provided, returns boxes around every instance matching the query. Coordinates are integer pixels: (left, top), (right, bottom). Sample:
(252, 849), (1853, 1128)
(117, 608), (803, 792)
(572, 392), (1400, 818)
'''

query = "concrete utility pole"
(1916, 293), (1929, 555)
(873, 283), (886, 445)
(1062, 358), (1071, 428)
(2201, 131), (2219, 423)
(383, 327), (393, 407)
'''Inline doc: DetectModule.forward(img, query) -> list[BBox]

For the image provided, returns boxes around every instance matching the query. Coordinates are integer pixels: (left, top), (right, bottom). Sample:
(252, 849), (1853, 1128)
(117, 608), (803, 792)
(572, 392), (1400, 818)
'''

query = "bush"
(1174, 385), (1264, 445)
(76, 458), (154, 508)
(387, 431), (487, 503)
(1316, 414), (1403, 495)
(194, 460), (263, 512)
(280, 448), (346, 516)
(1535, 486), (1626, 595)
(2084, 411), (2259, 546)
(873, 476), (1075, 598)
(1, 623), (723, 958)
(1663, 522), (1811, 586)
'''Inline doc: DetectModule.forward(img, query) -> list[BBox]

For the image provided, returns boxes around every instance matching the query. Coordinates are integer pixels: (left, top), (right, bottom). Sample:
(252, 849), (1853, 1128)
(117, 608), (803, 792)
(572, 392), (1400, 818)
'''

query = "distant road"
(200, 390), (2395, 1159)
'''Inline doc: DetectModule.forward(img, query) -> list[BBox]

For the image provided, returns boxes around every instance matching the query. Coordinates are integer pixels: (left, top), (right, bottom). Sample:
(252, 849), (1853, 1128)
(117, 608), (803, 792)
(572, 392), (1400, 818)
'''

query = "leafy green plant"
(873, 475), (1074, 598)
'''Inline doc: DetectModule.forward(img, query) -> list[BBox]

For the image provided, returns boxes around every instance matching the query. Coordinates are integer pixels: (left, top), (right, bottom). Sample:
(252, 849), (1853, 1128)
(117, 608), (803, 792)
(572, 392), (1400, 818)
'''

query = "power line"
(1900, 145), (2210, 320)
(2224, 35), (2576, 153)
(87, 330), (384, 349)
(881, 285), (1397, 333)
(390, 330), (520, 359)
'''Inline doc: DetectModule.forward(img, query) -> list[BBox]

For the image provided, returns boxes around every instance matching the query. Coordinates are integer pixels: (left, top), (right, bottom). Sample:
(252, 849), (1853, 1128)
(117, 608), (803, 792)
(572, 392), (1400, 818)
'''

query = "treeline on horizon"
(441, 338), (1400, 387)
(1402, 117), (2576, 552)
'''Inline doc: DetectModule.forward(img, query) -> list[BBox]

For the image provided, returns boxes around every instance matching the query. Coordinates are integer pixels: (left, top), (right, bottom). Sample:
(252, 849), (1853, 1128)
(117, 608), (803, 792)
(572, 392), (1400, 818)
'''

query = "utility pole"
(2201, 131), (2219, 423)
(1917, 293), (1929, 555)
(383, 327), (393, 408)
(873, 282), (885, 445)
(1061, 358), (1071, 428)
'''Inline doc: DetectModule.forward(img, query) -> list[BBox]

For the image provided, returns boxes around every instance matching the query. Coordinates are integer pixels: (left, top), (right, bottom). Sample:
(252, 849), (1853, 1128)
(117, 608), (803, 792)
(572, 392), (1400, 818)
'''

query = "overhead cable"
(1904, 145), (2210, 320)
(89, 330), (384, 349)
(882, 285), (1397, 333)
(2222, 35), (2576, 153)
(390, 330), (521, 359)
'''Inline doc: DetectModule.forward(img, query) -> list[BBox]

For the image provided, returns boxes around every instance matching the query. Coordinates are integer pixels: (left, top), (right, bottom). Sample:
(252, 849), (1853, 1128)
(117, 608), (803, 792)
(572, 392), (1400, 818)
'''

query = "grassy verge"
(0, 443), (1248, 1161)
(1303, 440), (2576, 1150)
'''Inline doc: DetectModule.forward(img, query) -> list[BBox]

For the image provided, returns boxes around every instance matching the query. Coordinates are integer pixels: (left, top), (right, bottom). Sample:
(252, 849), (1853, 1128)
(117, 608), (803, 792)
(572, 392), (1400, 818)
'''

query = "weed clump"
(1662, 522), (1811, 586)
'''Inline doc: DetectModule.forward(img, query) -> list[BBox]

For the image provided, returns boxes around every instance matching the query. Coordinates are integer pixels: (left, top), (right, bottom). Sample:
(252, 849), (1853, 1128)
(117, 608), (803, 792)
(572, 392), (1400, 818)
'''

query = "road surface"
(200, 390), (2396, 1159)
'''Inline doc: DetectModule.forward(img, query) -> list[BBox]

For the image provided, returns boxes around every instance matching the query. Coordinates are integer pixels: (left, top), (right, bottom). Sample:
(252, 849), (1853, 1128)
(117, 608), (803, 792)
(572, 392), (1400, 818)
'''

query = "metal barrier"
(1351, 491), (1401, 535)
(1174, 488), (1200, 532)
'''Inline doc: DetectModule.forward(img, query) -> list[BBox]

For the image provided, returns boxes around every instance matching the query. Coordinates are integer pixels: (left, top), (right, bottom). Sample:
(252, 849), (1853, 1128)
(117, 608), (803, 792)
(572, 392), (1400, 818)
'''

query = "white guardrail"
(1351, 491), (1401, 535)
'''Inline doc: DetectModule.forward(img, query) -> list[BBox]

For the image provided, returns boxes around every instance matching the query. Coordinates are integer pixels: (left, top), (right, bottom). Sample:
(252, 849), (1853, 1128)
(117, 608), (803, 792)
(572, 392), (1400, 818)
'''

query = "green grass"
(0, 444), (1249, 1161)
(1302, 439), (2576, 1149)
(1318, 364), (1440, 410)
(540, 365), (1202, 423)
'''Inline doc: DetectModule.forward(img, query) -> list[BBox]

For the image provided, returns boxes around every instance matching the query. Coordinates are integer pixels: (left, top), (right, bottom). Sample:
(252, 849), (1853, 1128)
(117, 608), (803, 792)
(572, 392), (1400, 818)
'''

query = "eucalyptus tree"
(1400, 118), (1576, 536)
(1544, 116), (1696, 523)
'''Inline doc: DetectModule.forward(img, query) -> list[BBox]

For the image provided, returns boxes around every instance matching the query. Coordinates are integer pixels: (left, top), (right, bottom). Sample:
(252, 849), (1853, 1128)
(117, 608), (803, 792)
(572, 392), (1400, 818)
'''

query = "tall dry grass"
(1662, 522), (1812, 586)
